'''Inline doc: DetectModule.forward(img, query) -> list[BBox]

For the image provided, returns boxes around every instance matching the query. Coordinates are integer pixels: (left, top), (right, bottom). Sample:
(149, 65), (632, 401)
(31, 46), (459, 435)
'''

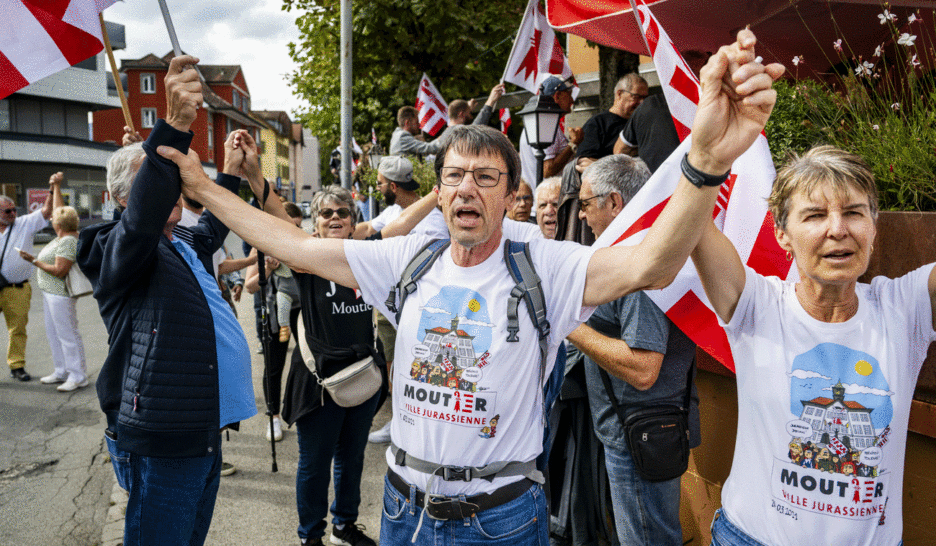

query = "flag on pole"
(499, 108), (512, 134)
(415, 73), (448, 137)
(0, 0), (118, 99)
(502, 0), (574, 95)
(371, 127), (378, 146)
(591, 0), (793, 372)
(351, 137), (363, 173)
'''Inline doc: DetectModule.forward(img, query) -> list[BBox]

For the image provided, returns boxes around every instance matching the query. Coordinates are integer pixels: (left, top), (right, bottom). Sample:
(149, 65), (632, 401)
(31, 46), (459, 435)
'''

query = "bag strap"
(503, 240), (551, 423)
(385, 238), (450, 324)
(0, 219), (14, 271)
(599, 354), (696, 423)
(390, 440), (544, 484)
(295, 312), (359, 378)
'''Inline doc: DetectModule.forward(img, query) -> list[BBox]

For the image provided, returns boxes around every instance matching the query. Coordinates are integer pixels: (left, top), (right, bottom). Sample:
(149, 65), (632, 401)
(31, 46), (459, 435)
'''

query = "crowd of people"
(5, 28), (931, 546)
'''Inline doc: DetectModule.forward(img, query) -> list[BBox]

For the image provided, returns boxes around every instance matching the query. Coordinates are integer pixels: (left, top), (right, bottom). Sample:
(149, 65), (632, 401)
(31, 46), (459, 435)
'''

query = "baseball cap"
(378, 156), (418, 190)
(539, 74), (573, 97)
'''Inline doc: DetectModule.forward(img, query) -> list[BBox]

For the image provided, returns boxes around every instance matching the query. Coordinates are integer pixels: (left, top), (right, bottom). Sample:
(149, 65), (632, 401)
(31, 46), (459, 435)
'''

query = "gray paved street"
(0, 227), (390, 546)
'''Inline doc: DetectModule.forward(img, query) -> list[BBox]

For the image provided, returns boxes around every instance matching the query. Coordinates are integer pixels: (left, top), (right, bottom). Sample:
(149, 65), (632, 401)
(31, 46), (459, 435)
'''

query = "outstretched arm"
(380, 191), (439, 238)
(582, 29), (784, 307)
(159, 146), (358, 289)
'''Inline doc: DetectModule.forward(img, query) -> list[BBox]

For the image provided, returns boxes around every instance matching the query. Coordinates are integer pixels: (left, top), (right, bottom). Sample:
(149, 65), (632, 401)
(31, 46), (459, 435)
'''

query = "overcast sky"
(103, 0), (307, 115)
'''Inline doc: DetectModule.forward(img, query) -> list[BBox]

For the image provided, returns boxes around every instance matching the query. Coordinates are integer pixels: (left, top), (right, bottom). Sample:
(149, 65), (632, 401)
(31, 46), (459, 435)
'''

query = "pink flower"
(910, 54), (921, 68)
(891, 102), (901, 111)
(854, 61), (874, 77)
(792, 55), (803, 66)
(908, 13), (918, 24)
(872, 124), (880, 131)
(833, 39), (843, 52)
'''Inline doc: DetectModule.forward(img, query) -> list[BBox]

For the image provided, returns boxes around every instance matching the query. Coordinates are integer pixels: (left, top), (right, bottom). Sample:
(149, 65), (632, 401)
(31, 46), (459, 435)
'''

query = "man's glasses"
(440, 167), (505, 187)
(1, 208), (15, 214)
(579, 193), (607, 212)
(624, 90), (649, 100)
(319, 207), (352, 219)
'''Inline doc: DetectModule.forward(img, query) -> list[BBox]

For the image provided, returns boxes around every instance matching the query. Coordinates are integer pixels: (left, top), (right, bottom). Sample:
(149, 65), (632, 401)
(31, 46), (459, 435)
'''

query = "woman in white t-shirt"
(691, 145), (936, 546)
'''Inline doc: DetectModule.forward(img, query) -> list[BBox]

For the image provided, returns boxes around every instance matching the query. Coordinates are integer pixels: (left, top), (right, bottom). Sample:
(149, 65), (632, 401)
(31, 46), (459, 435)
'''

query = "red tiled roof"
(805, 397), (868, 410)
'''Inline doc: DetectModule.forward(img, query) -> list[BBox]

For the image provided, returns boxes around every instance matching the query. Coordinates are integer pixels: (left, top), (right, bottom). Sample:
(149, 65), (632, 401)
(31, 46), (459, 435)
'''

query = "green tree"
(284, 0), (528, 183)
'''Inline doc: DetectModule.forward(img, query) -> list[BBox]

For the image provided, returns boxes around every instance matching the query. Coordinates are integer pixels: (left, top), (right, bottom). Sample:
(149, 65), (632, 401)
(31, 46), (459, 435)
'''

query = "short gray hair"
(433, 125), (521, 195)
(106, 143), (145, 203)
(534, 177), (561, 208)
(614, 73), (647, 94)
(312, 185), (356, 220)
(582, 155), (651, 207)
(0, 196), (14, 207)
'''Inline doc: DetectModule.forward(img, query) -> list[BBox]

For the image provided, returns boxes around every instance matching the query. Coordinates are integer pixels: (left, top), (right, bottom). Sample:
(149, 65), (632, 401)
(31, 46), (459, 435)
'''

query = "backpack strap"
(504, 239), (551, 425)
(385, 238), (450, 324)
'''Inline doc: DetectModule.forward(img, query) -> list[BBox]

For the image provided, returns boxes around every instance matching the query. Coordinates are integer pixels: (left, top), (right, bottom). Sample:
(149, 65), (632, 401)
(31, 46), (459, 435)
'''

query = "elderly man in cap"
(519, 75), (583, 186)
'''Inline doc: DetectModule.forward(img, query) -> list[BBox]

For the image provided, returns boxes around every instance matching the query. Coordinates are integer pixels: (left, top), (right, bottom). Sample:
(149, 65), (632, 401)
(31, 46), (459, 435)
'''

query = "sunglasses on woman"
(318, 207), (352, 219)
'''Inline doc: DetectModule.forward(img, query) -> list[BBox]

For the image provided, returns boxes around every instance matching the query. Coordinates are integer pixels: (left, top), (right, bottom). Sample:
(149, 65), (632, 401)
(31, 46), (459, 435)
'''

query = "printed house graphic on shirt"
(799, 382), (877, 451)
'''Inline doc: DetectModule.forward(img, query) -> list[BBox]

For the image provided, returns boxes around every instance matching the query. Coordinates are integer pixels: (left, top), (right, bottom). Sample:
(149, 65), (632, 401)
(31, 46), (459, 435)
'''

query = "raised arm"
(222, 129), (292, 223)
(379, 190), (439, 238)
(582, 29), (784, 307)
(159, 145), (358, 289)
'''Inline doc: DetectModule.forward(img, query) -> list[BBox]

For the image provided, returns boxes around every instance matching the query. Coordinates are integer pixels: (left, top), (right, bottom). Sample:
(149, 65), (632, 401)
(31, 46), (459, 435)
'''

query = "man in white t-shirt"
(163, 33), (780, 543)
(354, 156), (447, 241)
(2, 175), (54, 382)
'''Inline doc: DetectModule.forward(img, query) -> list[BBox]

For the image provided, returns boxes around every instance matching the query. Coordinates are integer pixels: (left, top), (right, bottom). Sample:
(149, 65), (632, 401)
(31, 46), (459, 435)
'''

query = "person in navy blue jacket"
(77, 55), (256, 546)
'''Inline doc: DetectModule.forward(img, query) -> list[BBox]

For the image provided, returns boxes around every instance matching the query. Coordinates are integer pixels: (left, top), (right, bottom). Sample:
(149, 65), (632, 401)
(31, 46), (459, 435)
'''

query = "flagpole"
(625, 0), (651, 54)
(157, 0), (183, 57)
(500, 0), (536, 84)
(99, 14), (134, 133)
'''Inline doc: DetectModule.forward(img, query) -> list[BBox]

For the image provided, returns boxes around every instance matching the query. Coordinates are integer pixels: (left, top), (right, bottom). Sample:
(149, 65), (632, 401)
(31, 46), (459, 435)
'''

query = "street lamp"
(366, 143), (385, 220)
(517, 94), (565, 186)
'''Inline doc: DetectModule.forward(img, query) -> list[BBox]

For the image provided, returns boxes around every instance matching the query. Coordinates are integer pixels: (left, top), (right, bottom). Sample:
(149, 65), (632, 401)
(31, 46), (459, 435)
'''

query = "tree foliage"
(283, 0), (528, 181)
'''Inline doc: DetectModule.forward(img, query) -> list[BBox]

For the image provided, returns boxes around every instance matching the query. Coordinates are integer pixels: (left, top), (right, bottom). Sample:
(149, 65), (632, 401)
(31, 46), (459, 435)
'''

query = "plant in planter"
(765, 8), (936, 211)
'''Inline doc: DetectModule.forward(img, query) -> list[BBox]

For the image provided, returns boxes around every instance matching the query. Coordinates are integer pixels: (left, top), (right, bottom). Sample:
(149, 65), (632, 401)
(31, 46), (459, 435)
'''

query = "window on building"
(278, 164), (289, 180)
(226, 118), (234, 135)
(0, 100), (9, 131)
(207, 125), (214, 149)
(141, 73), (156, 94)
(242, 97), (249, 112)
(277, 142), (289, 158)
(232, 90), (240, 109)
(142, 108), (157, 128)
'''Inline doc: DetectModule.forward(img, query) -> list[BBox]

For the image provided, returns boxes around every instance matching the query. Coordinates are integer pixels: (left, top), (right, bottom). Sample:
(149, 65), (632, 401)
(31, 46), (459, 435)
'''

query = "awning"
(546, 0), (936, 74)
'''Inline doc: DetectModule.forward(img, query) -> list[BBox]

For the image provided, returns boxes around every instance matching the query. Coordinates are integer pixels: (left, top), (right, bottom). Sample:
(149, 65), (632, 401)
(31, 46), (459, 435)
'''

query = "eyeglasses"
(623, 90), (649, 100)
(318, 207), (352, 219)
(0, 208), (15, 214)
(440, 167), (505, 187)
(579, 193), (607, 212)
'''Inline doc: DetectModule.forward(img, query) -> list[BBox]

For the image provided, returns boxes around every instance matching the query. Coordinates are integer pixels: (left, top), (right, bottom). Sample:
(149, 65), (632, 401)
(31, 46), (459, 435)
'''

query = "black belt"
(387, 469), (533, 520)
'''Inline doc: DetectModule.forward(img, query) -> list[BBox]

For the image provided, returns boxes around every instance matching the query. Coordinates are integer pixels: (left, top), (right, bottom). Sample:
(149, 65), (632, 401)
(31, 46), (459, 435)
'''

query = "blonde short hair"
(52, 206), (79, 232)
(768, 145), (878, 229)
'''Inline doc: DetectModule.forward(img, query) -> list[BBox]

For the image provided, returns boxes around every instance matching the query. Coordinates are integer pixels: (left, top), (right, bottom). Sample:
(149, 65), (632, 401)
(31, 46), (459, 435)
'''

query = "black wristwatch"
(681, 153), (730, 188)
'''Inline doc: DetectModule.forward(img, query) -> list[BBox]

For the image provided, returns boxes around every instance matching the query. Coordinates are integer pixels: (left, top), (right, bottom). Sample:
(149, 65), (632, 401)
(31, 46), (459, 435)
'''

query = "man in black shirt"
(613, 94), (681, 174)
(575, 73), (648, 172)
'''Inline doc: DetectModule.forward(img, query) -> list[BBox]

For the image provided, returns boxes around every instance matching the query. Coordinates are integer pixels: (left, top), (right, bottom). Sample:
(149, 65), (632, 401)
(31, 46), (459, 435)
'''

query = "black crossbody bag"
(599, 358), (694, 482)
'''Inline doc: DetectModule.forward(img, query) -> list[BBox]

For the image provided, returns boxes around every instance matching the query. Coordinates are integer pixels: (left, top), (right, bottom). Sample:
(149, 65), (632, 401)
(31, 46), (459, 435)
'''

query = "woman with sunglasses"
(279, 185), (440, 546)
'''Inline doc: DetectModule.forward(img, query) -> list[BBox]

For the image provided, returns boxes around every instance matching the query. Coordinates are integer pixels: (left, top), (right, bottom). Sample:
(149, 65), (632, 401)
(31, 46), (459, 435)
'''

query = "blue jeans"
(709, 508), (901, 546)
(105, 434), (221, 546)
(604, 441), (682, 546)
(380, 475), (549, 545)
(295, 391), (379, 541)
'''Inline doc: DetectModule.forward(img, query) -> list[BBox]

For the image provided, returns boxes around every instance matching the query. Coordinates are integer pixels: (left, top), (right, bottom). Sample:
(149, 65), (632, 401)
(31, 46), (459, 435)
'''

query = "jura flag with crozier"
(592, 0), (792, 372)
(503, 0), (574, 95)
(499, 108), (512, 134)
(415, 73), (448, 137)
(0, 0), (118, 99)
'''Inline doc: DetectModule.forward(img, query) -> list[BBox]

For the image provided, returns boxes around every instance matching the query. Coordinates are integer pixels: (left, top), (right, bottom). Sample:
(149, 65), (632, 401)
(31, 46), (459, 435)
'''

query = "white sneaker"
(367, 421), (392, 444)
(40, 374), (67, 384)
(57, 378), (89, 392)
(266, 416), (283, 442)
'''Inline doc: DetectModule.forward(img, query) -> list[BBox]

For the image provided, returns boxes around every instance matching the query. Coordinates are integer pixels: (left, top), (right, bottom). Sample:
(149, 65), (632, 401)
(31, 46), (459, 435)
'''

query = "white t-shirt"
(503, 218), (543, 242)
(371, 204), (449, 240)
(720, 264), (936, 546)
(519, 128), (567, 189)
(0, 209), (49, 283)
(345, 234), (595, 495)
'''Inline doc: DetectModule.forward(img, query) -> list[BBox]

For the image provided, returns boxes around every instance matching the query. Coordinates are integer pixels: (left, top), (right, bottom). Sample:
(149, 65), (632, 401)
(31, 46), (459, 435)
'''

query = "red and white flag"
(499, 108), (511, 134)
(441, 355), (454, 373)
(371, 127), (378, 146)
(829, 436), (848, 456)
(1, 0), (118, 99)
(502, 0), (574, 95)
(592, 0), (793, 372)
(415, 73), (448, 137)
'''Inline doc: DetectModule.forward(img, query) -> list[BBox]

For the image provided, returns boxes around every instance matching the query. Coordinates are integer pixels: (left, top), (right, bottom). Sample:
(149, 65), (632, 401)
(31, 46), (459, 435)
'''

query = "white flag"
(415, 74), (448, 137)
(502, 0), (574, 95)
(592, 0), (793, 372)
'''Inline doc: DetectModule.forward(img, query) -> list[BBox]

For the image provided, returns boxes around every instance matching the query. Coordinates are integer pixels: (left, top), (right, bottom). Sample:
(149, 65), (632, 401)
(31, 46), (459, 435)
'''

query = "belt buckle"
(442, 466), (471, 482)
(426, 495), (479, 520)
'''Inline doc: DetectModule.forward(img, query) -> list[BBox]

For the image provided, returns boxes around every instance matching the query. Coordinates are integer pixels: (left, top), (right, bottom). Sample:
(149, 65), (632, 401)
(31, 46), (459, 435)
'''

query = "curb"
(101, 480), (128, 546)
